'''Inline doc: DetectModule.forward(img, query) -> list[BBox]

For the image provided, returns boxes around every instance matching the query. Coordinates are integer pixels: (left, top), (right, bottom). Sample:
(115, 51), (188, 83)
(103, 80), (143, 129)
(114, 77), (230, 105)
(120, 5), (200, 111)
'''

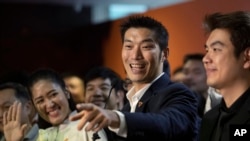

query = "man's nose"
(93, 88), (103, 96)
(131, 47), (143, 60)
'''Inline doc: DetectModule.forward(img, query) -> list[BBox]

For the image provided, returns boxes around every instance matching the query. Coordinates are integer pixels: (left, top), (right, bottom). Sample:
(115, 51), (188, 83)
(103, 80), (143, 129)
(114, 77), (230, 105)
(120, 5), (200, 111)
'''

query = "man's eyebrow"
(205, 40), (225, 48)
(124, 39), (132, 43)
(123, 38), (154, 43)
(101, 83), (111, 87)
(142, 38), (154, 43)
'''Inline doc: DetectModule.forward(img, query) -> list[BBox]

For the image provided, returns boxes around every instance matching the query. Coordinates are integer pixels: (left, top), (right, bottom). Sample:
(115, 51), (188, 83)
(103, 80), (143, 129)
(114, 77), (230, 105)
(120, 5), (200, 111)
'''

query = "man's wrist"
(107, 110), (120, 128)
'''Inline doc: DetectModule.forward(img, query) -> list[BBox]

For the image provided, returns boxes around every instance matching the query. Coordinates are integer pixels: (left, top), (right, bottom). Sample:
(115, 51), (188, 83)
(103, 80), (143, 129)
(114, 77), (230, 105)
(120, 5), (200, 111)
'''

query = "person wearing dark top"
(70, 15), (200, 141)
(199, 11), (250, 141)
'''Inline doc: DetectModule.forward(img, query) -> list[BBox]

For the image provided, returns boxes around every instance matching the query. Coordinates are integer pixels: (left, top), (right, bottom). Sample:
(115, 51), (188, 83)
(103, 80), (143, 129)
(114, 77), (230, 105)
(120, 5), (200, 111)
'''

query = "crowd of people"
(0, 10), (250, 141)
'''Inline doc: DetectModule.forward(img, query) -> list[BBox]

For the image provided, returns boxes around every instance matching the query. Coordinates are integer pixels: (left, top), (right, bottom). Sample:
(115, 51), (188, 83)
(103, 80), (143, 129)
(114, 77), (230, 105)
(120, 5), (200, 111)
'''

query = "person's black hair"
(0, 82), (30, 103)
(203, 11), (250, 58)
(183, 53), (204, 64)
(84, 66), (121, 90)
(61, 71), (84, 80)
(172, 66), (183, 75)
(120, 15), (169, 51)
(27, 68), (76, 111)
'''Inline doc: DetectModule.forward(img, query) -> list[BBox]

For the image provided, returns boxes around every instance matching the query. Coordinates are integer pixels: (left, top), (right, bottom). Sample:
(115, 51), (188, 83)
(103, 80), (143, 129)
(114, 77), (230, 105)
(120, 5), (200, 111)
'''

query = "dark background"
(0, 3), (111, 78)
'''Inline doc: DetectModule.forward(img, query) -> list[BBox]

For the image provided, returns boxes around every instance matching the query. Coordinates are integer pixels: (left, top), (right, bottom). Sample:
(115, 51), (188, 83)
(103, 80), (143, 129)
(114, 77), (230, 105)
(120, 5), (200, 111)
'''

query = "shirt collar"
(126, 72), (164, 104)
(220, 87), (250, 113)
(24, 124), (39, 141)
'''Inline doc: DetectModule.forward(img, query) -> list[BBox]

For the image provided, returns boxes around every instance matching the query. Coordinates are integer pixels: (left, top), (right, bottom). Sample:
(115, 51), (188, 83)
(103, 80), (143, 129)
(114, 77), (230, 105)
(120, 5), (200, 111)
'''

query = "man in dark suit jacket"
(200, 11), (250, 141)
(121, 73), (199, 141)
(70, 15), (200, 141)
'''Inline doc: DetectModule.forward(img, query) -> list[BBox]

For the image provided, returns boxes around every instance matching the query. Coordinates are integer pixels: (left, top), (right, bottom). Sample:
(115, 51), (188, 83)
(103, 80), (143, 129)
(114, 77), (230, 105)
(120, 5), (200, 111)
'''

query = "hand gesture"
(3, 101), (29, 141)
(70, 103), (120, 132)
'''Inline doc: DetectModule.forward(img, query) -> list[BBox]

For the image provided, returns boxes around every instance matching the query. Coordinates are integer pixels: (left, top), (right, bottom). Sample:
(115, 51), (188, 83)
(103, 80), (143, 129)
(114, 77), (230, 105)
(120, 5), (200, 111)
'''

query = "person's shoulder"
(159, 82), (192, 94)
(37, 128), (50, 141)
(38, 126), (54, 133)
(153, 82), (197, 102)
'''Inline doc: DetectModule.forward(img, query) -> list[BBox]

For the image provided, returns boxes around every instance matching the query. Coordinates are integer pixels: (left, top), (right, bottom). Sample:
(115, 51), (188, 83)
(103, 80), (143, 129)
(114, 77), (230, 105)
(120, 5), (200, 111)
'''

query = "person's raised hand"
(3, 101), (30, 141)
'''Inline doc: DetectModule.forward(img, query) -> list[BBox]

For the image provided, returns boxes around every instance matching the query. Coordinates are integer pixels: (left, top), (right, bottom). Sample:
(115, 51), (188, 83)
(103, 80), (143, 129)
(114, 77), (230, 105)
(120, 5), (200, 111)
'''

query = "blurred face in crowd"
(0, 89), (31, 132)
(122, 27), (165, 88)
(30, 80), (71, 126)
(171, 71), (185, 83)
(182, 60), (208, 95)
(64, 76), (85, 103)
(85, 78), (119, 110)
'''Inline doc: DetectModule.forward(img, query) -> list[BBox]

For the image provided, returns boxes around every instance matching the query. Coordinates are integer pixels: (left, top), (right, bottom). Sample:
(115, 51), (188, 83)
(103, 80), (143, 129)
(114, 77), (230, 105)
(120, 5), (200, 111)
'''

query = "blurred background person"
(123, 77), (133, 92)
(62, 72), (85, 104)
(182, 53), (221, 117)
(114, 79), (128, 111)
(182, 53), (208, 99)
(0, 71), (38, 124)
(0, 82), (39, 141)
(171, 66), (185, 83)
(84, 66), (125, 141)
(84, 66), (124, 110)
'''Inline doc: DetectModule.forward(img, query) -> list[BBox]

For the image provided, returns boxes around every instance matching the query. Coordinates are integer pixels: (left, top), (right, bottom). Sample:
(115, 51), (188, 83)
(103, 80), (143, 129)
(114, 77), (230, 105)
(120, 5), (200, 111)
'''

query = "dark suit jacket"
(118, 74), (200, 141)
(199, 88), (250, 141)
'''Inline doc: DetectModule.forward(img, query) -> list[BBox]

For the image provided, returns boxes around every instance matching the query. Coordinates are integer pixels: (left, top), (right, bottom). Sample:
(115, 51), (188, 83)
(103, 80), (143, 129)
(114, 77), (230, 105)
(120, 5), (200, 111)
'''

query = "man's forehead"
(87, 78), (111, 86)
(0, 89), (17, 105)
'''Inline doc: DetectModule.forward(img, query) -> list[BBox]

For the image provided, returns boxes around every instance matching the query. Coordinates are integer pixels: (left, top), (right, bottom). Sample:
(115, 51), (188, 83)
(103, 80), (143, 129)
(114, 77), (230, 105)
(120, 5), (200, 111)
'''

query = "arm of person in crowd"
(70, 103), (120, 132)
(3, 101), (30, 141)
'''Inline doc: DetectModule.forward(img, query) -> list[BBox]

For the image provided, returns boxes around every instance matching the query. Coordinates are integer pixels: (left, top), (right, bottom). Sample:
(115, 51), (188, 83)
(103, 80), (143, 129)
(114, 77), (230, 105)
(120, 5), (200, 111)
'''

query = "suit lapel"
(122, 103), (131, 112)
(135, 74), (170, 112)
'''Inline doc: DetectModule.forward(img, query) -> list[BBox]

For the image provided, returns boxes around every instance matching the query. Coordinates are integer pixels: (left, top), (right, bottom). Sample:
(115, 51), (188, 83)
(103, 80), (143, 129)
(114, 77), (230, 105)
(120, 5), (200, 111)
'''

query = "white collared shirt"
(204, 87), (222, 113)
(127, 84), (150, 112)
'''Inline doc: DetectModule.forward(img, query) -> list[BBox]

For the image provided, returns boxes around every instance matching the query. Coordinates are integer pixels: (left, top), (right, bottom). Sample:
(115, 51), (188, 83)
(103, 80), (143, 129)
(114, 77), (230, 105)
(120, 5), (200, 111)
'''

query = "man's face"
(85, 78), (118, 110)
(0, 89), (18, 132)
(122, 27), (165, 85)
(203, 28), (245, 92)
(64, 76), (85, 103)
(183, 60), (208, 94)
(171, 71), (185, 83)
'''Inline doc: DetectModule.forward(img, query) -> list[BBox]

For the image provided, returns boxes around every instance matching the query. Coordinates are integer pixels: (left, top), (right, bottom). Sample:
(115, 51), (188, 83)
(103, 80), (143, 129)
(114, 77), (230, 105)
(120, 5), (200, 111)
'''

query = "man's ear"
(24, 101), (32, 118)
(65, 90), (71, 99)
(162, 48), (169, 62)
(243, 47), (250, 69)
(25, 101), (38, 124)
